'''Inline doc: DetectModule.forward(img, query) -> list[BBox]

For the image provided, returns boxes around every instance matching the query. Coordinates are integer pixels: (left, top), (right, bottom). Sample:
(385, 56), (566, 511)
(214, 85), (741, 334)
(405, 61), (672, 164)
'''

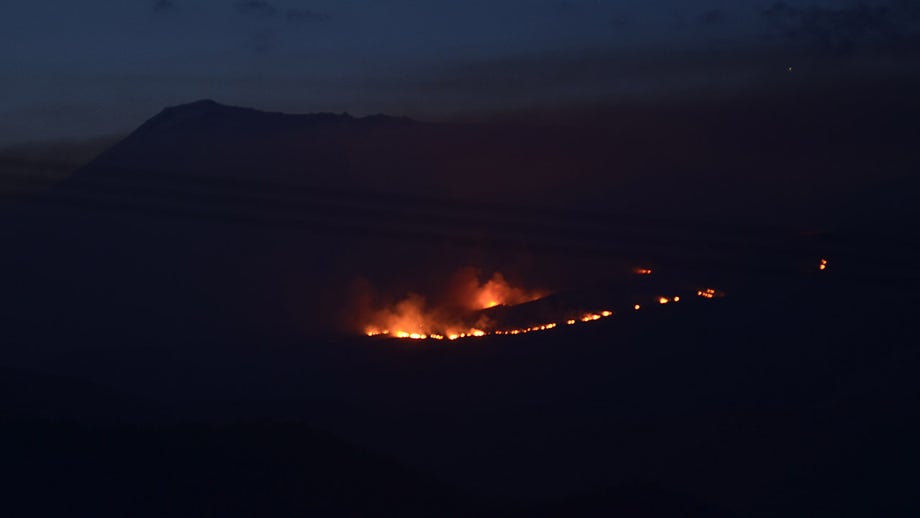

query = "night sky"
(3, 0), (918, 145)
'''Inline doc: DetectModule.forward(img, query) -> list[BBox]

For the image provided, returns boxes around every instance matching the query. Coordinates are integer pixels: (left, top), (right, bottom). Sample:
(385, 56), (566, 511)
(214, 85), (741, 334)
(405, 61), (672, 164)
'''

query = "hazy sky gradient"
(2, 0), (917, 144)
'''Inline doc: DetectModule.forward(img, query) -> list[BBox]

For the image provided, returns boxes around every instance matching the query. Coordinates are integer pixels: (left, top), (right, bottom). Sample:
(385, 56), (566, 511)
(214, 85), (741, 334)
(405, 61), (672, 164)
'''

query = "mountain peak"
(130, 100), (415, 138)
(158, 98), (251, 117)
(184, 98), (222, 108)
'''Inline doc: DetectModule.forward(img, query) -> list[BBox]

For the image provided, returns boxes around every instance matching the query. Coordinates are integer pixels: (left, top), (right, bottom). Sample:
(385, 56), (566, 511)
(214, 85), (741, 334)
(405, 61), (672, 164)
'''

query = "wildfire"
(360, 268), (545, 341)
(366, 304), (632, 341)
(819, 258), (828, 271)
(634, 267), (654, 275)
(697, 288), (725, 299)
(359, 265), (730, 343)
(371, 312), (616, 342)
(472, 272), (542, 310)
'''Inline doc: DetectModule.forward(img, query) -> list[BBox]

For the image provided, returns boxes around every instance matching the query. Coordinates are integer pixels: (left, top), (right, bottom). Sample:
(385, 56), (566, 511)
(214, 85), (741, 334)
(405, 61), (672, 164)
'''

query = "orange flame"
(471, 272), (544, 310)
(697, 288), (724, 299)
(358, 268), (733, 343)
(360, 269), (545, 340)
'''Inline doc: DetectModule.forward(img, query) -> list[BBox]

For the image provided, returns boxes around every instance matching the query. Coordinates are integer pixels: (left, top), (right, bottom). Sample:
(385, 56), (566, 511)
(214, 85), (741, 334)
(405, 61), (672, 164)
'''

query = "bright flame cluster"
(580, 310), (614, 322)
(697, 288), (724, 299)
(367, 310), (617, 341)
(361, 270), (546, 341)
(366, 329), (489, 341)
(819, 258), (828, 271)
(494, 322), (558, 336)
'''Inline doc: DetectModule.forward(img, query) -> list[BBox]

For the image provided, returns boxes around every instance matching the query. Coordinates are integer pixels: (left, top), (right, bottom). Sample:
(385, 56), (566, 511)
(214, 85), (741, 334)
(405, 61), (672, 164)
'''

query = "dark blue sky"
(2, 0), (918, 144)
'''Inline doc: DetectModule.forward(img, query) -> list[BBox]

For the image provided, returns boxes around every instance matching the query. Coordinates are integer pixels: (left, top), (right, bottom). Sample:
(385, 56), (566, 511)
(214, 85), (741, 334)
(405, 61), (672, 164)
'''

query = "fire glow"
(361, 269), (547, 341)
(697, 288), (724, 299)
(368, 311), (616, 341)
(360, 267), (725, 343)
(365, 292), (703, 341)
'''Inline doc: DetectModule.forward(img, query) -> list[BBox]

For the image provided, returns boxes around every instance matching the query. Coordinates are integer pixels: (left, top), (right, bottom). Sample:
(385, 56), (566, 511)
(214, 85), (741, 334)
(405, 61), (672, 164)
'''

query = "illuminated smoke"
(358, 268), (545, 339)
(447, 268), (545, 311)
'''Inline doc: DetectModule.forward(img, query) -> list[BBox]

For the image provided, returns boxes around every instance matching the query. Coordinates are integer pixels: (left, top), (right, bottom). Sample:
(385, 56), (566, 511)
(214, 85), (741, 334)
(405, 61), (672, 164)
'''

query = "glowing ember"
(658, 297), (670, 305)
(634, 304), (641, 310)
(634, 268), (654, 275)
(819, 258), (828, 271)
(697, 288), (724, 299)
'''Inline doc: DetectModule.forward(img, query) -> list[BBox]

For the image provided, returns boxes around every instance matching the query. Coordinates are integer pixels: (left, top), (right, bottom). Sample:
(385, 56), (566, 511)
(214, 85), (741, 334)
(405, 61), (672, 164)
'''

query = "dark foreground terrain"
(3, 264), (918, 516)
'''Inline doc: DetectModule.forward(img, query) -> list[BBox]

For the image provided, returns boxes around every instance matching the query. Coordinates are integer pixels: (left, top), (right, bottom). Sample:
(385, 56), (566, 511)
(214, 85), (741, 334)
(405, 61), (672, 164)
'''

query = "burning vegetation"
(358, 265), (727, 342)
(360, 268), (547, 340)
(697, 288), (725, 299)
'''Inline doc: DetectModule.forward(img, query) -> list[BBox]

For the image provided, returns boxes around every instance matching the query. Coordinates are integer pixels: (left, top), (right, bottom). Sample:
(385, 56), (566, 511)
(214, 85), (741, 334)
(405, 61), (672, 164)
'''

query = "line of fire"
(363, 257), (830, 342)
